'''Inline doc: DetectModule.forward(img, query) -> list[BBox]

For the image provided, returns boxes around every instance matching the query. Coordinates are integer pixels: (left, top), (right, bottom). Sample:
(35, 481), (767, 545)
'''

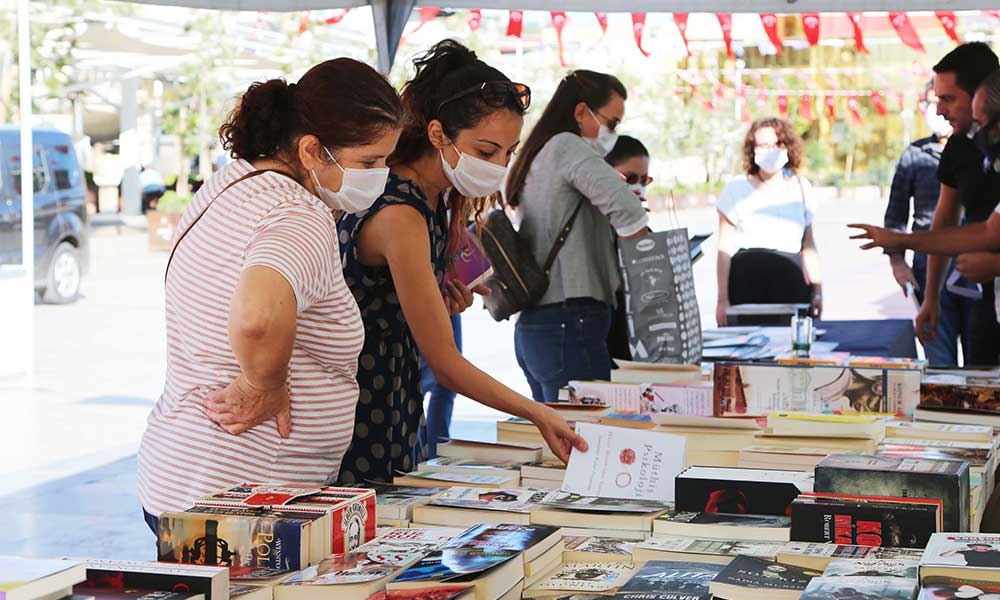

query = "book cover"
(920, 378), (1000, 413)
(779, 542), (924, 561)
(567, 381), (713, 416)
(529, 562), (637, 593)
(711, 555), (821, 591)
(615, 561), (724, 600)
(713, 363), (920, 416)
(419, 457), (522, 472)
(790, 495), (939, 548)
(281, 553), (400, 585)
(0, 558), (85, 599)
(564, 536), (636, 557)
(822, 558), (918, 578)
(886, 420), (993, 441)
(674, 466), (813, 516)
(444, 232), (492, 289)
(427, 487), (544, 513)
(397, 471), (514, 486)
(922, 534), (1000, 569)
(71, 588), (203, 600)
(355, 528), (463, 566)
(918, 577), (1000, 600)
(658, 510), (791, 528)
(157, 512), (304, 570)
(443, 524), (559, 553)
(81, 559), (227, 600)
(375, 586), (472, 600)
(813, 454), (969, 532)
(563, 422), (687, 501)
(391, 549), (518, 583)
(800, 576), (918, 600)
(638, 536), (783, 559)
(535, 491), (670, 514)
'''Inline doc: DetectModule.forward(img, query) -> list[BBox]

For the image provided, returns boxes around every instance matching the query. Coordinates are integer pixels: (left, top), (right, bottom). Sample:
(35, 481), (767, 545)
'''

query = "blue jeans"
(420, 314), (461, 459)
(143, 508), (158, 537)
(514, 299), (614, 403)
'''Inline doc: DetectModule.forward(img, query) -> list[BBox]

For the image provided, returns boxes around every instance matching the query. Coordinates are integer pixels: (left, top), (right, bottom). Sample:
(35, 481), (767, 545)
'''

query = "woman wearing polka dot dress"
(333, 40), (587, 484)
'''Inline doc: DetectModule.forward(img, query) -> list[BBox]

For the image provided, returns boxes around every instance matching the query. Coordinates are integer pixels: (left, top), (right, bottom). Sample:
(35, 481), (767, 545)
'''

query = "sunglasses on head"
(437, 81), (532, 114)
(624, 174), (652, 186)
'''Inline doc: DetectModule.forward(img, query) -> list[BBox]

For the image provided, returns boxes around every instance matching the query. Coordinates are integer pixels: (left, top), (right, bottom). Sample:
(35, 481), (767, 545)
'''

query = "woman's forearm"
(229, 268), (297, 389)
(716, 250), (732, 302)
(801, 247), (822, 286)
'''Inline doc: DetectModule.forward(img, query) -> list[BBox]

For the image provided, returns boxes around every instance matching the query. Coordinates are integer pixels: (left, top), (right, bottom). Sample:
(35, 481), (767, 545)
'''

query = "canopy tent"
(119, 0), (1000, 73)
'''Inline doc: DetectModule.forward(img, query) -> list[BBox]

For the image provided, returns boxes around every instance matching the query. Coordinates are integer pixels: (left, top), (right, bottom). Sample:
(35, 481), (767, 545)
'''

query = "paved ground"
(0, 186), (915, 560)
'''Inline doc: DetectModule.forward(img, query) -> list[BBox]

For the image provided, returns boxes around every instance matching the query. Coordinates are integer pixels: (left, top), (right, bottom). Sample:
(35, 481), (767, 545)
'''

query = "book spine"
(921, 382), (1000, 413)
(332, 494), (377, 553)
(157, 513), (304, 571)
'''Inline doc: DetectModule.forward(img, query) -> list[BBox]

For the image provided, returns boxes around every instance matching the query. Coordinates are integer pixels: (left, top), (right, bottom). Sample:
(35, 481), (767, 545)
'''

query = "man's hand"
(956, 252), (1000, 283)
(915, 299), (940, 343)
(204, 374), (292, 437)
(848, 224), (908, 252)
(890, 256), (919, 296)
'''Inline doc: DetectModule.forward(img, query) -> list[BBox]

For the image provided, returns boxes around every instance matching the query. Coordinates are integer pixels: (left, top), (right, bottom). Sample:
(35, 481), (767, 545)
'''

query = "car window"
(11, 147), (50, 195)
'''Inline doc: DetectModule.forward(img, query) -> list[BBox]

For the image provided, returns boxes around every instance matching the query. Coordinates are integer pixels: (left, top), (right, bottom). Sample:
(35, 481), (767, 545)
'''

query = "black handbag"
(476, 200), (584, 321)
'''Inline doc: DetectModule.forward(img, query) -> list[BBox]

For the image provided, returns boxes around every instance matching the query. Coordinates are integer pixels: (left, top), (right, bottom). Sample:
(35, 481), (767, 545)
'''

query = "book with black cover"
(614, 561), (724, 600)
(790, 494), (940, 548)
(675, 467), (812, 516)
(708, 555), (822, 599)
(813, 454), (969, 532)
(799, 576), (918, 600)
(390, 549), (519, 583)
(72, 588), (203, 600)
(658, 511), (790, 528)
(81, 560), (228, 600)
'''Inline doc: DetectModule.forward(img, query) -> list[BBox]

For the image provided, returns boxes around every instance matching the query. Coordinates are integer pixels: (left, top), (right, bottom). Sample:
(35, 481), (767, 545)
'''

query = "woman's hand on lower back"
(204, 374), (292, 438)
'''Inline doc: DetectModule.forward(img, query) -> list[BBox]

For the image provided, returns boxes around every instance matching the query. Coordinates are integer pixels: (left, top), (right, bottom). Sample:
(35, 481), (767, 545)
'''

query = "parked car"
(0, 126), (89, 303)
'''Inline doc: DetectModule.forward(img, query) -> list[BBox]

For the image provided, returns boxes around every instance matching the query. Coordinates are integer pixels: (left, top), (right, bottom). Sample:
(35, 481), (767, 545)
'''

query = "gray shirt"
(517, 132), (649, 306)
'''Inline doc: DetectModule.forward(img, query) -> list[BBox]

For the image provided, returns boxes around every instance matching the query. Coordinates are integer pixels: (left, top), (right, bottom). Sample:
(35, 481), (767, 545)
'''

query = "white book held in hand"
(562, 422), (686, 501)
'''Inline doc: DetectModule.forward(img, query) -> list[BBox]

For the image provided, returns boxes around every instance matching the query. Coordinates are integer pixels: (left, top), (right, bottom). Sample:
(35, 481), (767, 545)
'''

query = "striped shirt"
(137, 159), (363, 516)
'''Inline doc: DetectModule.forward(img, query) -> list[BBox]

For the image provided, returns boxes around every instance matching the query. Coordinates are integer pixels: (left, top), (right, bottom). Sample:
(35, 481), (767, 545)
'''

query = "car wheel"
(42, 242), (82, 304)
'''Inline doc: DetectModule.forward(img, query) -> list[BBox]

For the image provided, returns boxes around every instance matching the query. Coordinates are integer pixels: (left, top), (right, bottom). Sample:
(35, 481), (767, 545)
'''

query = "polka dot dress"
(331, 174), (449, 484)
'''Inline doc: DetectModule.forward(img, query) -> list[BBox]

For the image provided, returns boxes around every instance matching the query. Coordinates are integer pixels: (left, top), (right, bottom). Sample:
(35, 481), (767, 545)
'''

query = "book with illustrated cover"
(566, 381), (713, 416)
(529, 492), (669, 534)
(920, 376), (1000, 413)
(393, 471), (517, 489)
(81, 559), (228, 600)
(444, 524), (562, 564)
(822, 558), (918, 578)
(674, 466), (813, 516)
(228, 584), (270, 600)
(885, 420), (994, 443)
(390, 549), (519, 584)
(426, 487), (544, 513)
(789, 493), (940, 548)
(273, 551), (418, 600)
(919, 533), (1000, 583)
(520, 461), (566, 482)
(71, 588), (204, 600)
(562, 423), (687, 501)
(614, 561), (724, 600)
(562, 536), (636, 563)
(799, 576), (918, 600)
(0, 558), (85, 600)
(355, 528), (464, 566)
(654, 511), (790, 542)
(417, 457), (523, 476)
(777, 542), (924, 571)
(634, 536), (782, 565)
(444, 231), (493, 289)
(157, 511), (308, 571)
(918, 577), (1000, 600)
(713, 363), (921, 417)
(708, 555), (822, 600)
(364, 484), (446, 521)
(813, 454), (969, 532)
(523, 562), (638, 597)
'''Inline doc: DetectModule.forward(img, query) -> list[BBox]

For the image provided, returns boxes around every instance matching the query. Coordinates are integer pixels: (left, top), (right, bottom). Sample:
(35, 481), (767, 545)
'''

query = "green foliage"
(155, 190), (192, 213)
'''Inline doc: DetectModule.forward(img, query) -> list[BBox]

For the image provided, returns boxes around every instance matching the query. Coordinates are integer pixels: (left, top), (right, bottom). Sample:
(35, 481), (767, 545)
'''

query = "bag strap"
(543, 198), (586, 274)
(164, 168), (292, 281)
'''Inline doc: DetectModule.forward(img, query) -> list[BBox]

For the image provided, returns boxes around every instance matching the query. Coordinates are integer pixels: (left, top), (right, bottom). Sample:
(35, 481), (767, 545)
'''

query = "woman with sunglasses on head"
(506, 70), (649, 404)
(715, 117), (822, 327)
(136, 59), (403, 529)
(332, 40), (586, 485)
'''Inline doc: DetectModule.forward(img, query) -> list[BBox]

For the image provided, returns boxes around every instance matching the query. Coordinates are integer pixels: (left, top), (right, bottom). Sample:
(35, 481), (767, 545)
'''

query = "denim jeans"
(514, 299), (614, 403)
(419, 314), (461, 459)
(143, 507), (158, 537)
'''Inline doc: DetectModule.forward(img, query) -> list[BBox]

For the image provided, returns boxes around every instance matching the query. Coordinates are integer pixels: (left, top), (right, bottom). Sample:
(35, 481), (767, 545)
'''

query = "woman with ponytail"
(136, 59), (403, 531)
(506, 70), (649, 403)
(333, 39), (586, 485)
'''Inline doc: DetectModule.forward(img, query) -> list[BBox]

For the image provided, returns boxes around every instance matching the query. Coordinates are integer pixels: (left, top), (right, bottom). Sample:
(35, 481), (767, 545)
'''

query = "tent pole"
(17, 0), (34, 388)
(372, 0), (416, 76)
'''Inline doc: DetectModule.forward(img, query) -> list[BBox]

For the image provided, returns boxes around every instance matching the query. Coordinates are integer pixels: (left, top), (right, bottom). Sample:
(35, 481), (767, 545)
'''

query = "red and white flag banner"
(889, 12), (926, 53)
(673, 13), (692, 57)
(760, 13), (783, 55)
(801, 12), (821, 47)
(551, 12), (568, 67)
(716, 13), (735, 60)
(506, 10), (524, 38)
(846, 12), (870, 53)
(632, 13), (651, 57)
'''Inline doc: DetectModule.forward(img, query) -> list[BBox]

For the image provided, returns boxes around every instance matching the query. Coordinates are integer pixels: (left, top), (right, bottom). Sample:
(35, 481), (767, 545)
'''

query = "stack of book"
(634, 535), (784, 564)
(789, 492), (942, 548)
(518, 461), (565, 490)
(800, 556), (919, 600)
(777, 542), (925, 570)
(610, 359), (703, 384)
(918, 532), (1000, 599)
(916, 370), (1000, 429)
(363, 484), (445, 528)
(437, 439), (543, 463)
(647, 414), (763, 467)
(411, 487), (541, 528)
(561, 379), (713, 415)
(0, 557), (86, 600)
(751, 412), (886, 455)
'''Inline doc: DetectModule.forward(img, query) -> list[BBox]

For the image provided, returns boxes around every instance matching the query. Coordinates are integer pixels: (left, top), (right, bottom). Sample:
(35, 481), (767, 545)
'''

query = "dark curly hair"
(218, 58), (403, 176)
(742, 117), (805, 177)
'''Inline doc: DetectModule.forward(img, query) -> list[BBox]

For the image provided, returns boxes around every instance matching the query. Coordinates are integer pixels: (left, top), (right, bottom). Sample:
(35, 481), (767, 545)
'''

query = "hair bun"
(219, 78), (295, 159)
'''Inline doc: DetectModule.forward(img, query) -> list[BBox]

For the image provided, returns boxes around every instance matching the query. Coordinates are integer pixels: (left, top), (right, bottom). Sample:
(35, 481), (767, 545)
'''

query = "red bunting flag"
(702, 98), (716, 112)
(825, 94), (837, 120)
(777, 90), (789, 117)
(847, 94), (864, 126)
(673, 13), (692, 56)
(760, 13), (783, 55)
(468, 9), (482, 32)
(409, 6), (440, 35)
(757, 88), (768, 110)
(889, 12), (926, 53)
(551, 12), (568, 67)
(801, 13), (821, 47)
(324, 8), (349, 25)
(935, 11), (962, 44)
(716, 13), (734, 59)
(800, 94), (814, 121)
(595, 12), (608, 34)
(298, 11), (310, 34)
(846, 12), (870, 54)
(506, 10), (524, 38)
(737, 88), (751, 123)
(871, 90), (889, 116)
(632, 13), (651, 57)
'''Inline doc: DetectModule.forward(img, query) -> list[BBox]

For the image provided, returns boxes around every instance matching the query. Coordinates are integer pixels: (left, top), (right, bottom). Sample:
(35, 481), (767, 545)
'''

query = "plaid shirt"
(884, 136), (944, 255)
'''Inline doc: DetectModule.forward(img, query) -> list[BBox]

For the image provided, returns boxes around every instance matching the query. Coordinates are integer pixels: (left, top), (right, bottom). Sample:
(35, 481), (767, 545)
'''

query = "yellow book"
(767, 412), (885, 440)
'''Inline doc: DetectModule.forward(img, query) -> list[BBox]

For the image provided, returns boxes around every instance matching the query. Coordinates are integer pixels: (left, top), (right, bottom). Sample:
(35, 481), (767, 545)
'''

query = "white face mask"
(441, 143), (508, 198)
(587, 107), (619, 156)
(310, 147), (389, 213)
(627, 183), (646, 197)
(754, 147), (789, 174)
(925, 105), (953, 138)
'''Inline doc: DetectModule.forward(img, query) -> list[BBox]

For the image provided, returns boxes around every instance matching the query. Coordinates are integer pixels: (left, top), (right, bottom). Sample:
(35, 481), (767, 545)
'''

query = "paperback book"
(524, 562), (637, 596)
(789, 493), (941, 548)
(635, 536), (783, 564)
(708, 555), (822, 600)
(822, 558), (918, 578)
(919, 533), (1000, 583)
(799, 576), (918, 600)
(614, 561), (724, 600)
(674, 466), (813, 516)
(654, 511), (790, 542)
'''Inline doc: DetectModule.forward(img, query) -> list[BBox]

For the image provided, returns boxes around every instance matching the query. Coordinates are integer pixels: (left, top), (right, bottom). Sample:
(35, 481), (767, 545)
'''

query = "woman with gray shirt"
(505, 70), (649, 402)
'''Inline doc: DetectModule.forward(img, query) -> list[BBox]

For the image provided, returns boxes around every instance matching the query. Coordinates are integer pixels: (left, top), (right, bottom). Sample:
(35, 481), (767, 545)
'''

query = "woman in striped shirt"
(136, 58), (403, 530)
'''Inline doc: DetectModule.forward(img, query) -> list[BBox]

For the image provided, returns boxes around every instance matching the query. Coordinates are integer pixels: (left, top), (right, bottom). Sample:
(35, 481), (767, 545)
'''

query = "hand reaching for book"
(532, 403), (588, 464)
(204, 374), (292, 438)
